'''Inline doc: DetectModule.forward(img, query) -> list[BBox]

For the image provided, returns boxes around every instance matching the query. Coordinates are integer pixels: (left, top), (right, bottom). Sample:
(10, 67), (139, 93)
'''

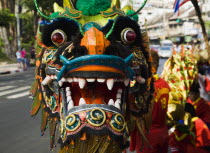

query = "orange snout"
(80, 27), (110, 55)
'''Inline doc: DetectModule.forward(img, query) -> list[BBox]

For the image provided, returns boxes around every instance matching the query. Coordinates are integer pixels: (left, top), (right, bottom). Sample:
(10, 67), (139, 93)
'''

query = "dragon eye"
(51, 30), (67, 46)
(121, 28), (136, 44)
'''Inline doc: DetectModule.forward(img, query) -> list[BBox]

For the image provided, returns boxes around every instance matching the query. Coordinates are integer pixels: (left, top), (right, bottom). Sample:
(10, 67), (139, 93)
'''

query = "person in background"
(187, 80), (210, 129)
(20, 47), (27, 70)
(16, 50), (22, 69)
(130, 50), (170, 153)
(169, 121), (198, 153)
(185, 102), (210, 153)
(30, 46), (35, 64)
(198, 73), (210, 102)
(186, 42), (192, 50)
(173, 44), (181, 53)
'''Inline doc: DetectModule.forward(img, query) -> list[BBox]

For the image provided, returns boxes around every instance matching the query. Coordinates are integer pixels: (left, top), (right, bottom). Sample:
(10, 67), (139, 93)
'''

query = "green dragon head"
(30, 0), (154, 152)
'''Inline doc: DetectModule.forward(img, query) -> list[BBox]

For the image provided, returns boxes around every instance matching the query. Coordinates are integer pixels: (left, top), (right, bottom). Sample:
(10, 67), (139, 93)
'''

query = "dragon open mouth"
(60, 77), (129, 113)
(42, 54), (135, 115)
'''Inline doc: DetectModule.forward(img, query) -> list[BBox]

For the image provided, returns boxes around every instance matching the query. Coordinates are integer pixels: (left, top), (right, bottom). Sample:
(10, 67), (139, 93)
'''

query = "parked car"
(158, 46), (173, 58)
(160, 39), (173, 47)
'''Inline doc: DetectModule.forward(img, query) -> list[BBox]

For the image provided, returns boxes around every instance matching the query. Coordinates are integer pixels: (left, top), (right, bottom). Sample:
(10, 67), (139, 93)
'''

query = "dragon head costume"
(30, 0), (154, 152)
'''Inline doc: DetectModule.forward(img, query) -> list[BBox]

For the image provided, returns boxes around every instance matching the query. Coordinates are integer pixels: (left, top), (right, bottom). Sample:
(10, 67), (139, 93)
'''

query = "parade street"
(0, 68), (55, 153)
(0, 59), (168, 153)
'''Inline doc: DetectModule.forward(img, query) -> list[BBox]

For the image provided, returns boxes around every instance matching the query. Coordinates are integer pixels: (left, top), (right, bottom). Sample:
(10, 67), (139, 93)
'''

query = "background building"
(127, 0), (210, 45)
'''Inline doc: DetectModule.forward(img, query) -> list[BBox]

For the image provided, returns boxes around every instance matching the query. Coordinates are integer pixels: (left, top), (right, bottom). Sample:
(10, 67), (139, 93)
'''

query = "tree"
(0, 0), (16, 59)
(0, 9), (15, 27)
(0, 0), (60, 59)
(190, 0), (210, 63)
(20, 0), (60, 42)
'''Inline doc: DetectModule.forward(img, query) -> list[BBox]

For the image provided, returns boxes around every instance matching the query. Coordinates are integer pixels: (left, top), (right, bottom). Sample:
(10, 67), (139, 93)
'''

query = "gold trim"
(110, 114), (125, 132)
(65, 114), (81, 132)
(86, 109), (106, 127)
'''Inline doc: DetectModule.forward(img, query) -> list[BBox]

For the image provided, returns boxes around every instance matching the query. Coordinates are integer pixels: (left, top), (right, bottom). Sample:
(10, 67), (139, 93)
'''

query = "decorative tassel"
(30, 91), (41, 116)
(80, 132), (86, 140)
(41, 103), (48, 132)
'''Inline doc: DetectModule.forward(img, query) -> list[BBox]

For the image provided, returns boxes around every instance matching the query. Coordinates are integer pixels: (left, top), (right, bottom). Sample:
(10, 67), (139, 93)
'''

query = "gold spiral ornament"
(110, 114), (125, 132)
(65, 114), (81, 132)
(59, 120), (67, 141)
(87, 109), (106, 127)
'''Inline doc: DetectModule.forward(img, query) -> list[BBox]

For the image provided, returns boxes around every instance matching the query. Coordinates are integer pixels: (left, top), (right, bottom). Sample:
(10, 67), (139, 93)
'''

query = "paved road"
(0, 59), (169, 153)
(0, 68), (55, 153)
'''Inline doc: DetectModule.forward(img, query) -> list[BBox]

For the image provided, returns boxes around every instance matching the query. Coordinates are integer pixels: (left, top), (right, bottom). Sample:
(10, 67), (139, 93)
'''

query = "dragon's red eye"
(121, 28), (136, 44)
(51, 30), (66, 46)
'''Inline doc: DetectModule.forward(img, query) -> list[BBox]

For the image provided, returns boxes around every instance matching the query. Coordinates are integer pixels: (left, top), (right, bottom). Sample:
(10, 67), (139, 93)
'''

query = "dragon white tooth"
(66, 87), (70, 91)
(79, 78), (86, 89)
(108, 99), (114, 106)
(115, 99), (121, 104)
(51, 75), (55, 80)
(68, 100), (74, 110)
(118, 88), (123, 93)
(124, 79), (130, 86)
(86, 78), (95, 82)
(58, 80), (63, 87)
(61, 78), (67, 82)
(116, 93), (122, 99)
(67, 78), (73, 83)
(107, 78), (114, 90)
(66, 90), (71, 96)
(114, 100), (121, 110)
(73, 77), (79, 82)
(97, 78), (105, 83)
(79, 98), (86, 105)
(67, 96), (72, 102)
(41, 75), (52, 85)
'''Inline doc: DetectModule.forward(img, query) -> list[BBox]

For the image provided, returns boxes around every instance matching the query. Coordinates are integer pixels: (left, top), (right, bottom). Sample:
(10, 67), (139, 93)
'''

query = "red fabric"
(152, 77), (170, 127)
(191, 117), (210, 148)
(129, 77), (170, 153)
(187, 98), (210, 124)
(205, 77), (210, 92)
(169, 131), (203, 153)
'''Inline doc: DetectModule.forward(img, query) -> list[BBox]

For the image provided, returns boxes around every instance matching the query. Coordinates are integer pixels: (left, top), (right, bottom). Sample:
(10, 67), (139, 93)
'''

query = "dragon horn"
(127, 0), (147, 16)
(111, 0), (121, 8)
(63, 0), (74, 9)
(34, 0), (51, 20)
(53, 3), (64, 12)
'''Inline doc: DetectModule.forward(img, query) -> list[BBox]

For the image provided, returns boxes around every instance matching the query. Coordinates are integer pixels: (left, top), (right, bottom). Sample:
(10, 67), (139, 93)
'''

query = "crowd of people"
(129, 49), (210, 153)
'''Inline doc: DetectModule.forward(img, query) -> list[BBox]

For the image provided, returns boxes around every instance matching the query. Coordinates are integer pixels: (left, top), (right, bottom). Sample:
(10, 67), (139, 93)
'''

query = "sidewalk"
(0, 62), (26, 75)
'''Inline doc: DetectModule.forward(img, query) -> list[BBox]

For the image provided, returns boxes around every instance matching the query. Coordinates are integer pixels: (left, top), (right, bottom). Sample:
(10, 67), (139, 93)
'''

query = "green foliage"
(126, 10), (139, 22)
(20, 12), (35, 43)
(0, 49), (13, 63)
(20, 0), (56, 44)
(21, 0), (55, 15)
(76, 0), (111, 16)
(0, 9), (15, 27)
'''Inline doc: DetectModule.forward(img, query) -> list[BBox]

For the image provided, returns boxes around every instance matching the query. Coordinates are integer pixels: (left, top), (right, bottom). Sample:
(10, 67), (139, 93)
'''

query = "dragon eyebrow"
(105, 17), (118, 39)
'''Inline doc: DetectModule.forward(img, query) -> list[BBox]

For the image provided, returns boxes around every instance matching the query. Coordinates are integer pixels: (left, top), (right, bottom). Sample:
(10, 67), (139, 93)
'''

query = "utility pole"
(163, 0), (166, 40)
(16, 0), (21, 51)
